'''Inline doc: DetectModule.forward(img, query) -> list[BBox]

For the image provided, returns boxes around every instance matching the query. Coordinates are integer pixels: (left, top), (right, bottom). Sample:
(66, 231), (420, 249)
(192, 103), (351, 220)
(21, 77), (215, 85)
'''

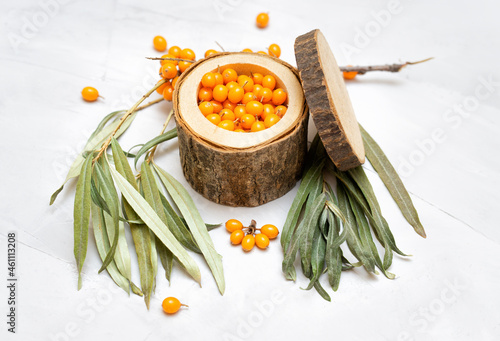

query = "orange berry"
(343, 70), (358, 80)
(274, 105), (287, 117)
(257, 51), (267, 55)
(233, 105), (247, 119)
(160, 54), (177, 66)
(242, 48), (253, 53)
(180, 48), (196, 61)
(213, 72), (224, 85)
(262, 75), (276, 90)
(262, 104), (275, 119)
(222, 99), (237, 111)
(211, 100), (223, 113)
(271, 88), (287, 105)
(198, 87), (213, 102)
(252, 84), (263, 97)
(260, 224), (279, 239)
(161, 63), (177, 79)
(238, 75), (254, 92)
(242, 234), (255, 251)
(255, 233), (270, 249)
(178, 61), (192, 73)
(226, 219), (243, 232)
(213, 84), (228, 102)
(201, 72), (216, 88)
(230, 230), (245, 245)
(218, 120), (235, 131)
(250, 121), (266, 132)
(259, 87), (273, 103)
(234, 128), (246, 133)
(240, 114), (256, 130)
(162, 297), (182, 314)
(205, 49), (218, 58)
(222, 68), (238, 84)
(268, 44), (281, 58)
(226, 81), (239, 92)
(153, 36), (167, 52)
(228, 86), (244, 103)
(198, 101), (214, 116)
(252, 73), (263, 85)
(81, 86), (99, 102)
(242, 92), (257, 105)
(156, 80), (168, 95)
(256, 12), (269, 29)
(168, 46), (181, 58)
(171, 76), (180, 89)
(264, 113), (280, 128)
(162, 82), (174, 101)
(220, 109), (235, 121)
(246, 100), (264, 116)
(206, 113), (221, 125)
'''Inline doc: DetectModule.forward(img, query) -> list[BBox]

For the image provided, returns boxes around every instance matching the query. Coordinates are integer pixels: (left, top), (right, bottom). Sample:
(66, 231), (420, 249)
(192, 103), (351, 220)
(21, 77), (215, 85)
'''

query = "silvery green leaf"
(134, 128), (178, 168)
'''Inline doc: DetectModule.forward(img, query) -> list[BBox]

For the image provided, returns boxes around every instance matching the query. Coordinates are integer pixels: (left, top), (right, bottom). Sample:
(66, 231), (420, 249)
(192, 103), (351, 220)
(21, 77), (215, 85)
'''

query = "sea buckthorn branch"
(340, 57), (433, 75)
(146, 57), (196, 63)
(93, 78), (167, 163)
(145, 109), (175, 163)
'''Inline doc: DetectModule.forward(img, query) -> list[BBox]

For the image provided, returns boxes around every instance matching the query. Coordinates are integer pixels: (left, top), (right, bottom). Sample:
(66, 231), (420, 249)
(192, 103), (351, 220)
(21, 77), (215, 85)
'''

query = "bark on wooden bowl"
(173, 52), (308, 207)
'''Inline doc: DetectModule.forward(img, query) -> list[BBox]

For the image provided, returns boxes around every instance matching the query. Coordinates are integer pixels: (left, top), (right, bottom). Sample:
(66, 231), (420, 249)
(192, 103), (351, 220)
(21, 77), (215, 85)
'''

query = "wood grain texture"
(295, 29), (365, 171)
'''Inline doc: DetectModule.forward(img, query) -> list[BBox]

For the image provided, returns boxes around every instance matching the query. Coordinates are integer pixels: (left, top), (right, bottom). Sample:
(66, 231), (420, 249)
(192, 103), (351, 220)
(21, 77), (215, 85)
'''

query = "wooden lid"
(295, 29), (365, 171)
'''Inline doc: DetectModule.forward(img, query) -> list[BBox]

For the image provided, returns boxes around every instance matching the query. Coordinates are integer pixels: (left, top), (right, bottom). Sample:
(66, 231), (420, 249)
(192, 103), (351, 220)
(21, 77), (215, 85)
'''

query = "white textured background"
(1, 0), (499, 340)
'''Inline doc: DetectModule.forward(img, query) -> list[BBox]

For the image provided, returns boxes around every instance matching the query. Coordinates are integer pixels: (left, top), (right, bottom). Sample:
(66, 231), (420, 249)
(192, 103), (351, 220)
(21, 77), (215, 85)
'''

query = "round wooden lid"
(295, 29), (365, 171)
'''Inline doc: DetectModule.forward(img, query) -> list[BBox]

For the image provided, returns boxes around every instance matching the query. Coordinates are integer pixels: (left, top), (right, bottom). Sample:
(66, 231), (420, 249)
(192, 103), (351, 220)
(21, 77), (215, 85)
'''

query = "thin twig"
(146, 57), (195, 63)
(146, 110), (174, 163)
(339, 57), (433, 75)
(93, 79), (167, 163)
(215, 41), (225, 52)
(136, 97), (164, 111)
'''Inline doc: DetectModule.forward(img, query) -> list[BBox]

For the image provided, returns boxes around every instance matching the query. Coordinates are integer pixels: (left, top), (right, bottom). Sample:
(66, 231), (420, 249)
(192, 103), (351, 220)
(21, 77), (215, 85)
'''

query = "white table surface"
(1, 0), (499, 340)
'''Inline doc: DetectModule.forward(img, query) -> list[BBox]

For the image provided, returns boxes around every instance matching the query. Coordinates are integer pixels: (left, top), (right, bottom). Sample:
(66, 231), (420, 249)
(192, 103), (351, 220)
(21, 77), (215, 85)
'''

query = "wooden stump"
(173, 53), (309, 207)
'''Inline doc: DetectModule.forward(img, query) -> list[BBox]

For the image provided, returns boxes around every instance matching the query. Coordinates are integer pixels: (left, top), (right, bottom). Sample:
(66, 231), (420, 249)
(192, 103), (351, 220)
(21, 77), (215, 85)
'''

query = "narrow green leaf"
(360, 125), (426, 238)
(154, 163), (224, 294)
(313, 280), (331, 302)
(157, 239), (173, 282)
(73, 155), (93, 290)
(326, 210), (343, 291)
(88, 110), (126, 141)
(134, 128), (178, 168)
(304, 228), (326, 290)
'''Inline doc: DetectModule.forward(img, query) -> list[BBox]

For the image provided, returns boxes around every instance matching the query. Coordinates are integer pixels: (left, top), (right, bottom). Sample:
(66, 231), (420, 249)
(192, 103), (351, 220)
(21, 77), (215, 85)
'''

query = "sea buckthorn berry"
(226, 81), (239, 92)
(222, 68), (238, 84)
(206, 113), (221, 125)
(162, 82), (174, 101)
(264, 113), (280, 128)
(268, 44), (281, 58)
(213, 84), (228, 102)
(222, 99), (237, 111)
(168, 46), (181, 58)
(228, 86), (244, 103)
(242, 234), (255, 251)
(257, 51), (267, 55)
(255, 233), (270, 249)
(213, 72), (224, 85)
(260, 224), (279, 239)
(240, 114), (256, 130)
(205, 49), (218, 58)
(178, 61), (191, 73)
(262, 75), (276, 90)
(252, 73), (263, 85)
(156, 80), (168, 95)
(153, 36), (167, 52)
(198, 87), (213, 101)
(198, 101), (214, 116)
(220, 109), (235, 121)
(274, 105), (287, 117)
(234, 128), (245, 133)
(202, 72), (216, 88)
(230, 230), (245, 245)
(252, 84), (263, 97)
(271, 88), (287, 105)
(250, 121), (266, 132)
(161, 63), (177, 79)
(160, 54), (177, 66)
(259, 87), (273, 103)
(238, 75), (254, 92)
(218, 120), (235, 131)
(81, 86), (99, 102)
(242, 48), (253, 53)
(242, 92), (257, 105)
(262, 104), (275, 119)
(226, 219), (243, 232)
(180, 48), (195, 61)
(256, 12), (269, 28)
(343, 69), (358, 80)
(171, 76), (180, 89)
(211, 100), (223, 113)
(234, 105), (247, 119)
(162, 297), (184, 314)
(246, 100), (264, 116)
